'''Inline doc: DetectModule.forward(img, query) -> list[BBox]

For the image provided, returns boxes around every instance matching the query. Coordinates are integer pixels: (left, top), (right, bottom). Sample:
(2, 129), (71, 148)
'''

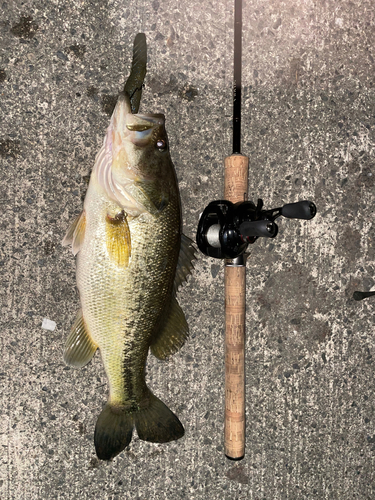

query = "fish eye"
(156, 139), (167, 151)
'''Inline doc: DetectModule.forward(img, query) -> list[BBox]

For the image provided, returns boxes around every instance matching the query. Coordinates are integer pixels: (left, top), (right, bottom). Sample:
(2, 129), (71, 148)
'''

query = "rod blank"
(233, 0), (242, 154)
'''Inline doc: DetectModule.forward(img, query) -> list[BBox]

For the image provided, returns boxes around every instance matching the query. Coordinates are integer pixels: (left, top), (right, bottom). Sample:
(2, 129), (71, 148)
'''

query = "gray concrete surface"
(1, 0), (375, 498)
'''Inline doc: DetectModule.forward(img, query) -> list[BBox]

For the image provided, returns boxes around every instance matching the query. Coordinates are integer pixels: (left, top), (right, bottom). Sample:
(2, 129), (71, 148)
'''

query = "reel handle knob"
(280, 201), (316, 220)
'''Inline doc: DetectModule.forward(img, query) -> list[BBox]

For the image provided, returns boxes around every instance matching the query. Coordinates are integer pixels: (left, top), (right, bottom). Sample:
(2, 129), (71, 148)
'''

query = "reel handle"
(240, 220), (278, 239)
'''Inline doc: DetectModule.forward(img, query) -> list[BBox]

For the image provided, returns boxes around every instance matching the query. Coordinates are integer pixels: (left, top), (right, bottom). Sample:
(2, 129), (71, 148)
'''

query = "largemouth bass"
(62, 34), (195, 460)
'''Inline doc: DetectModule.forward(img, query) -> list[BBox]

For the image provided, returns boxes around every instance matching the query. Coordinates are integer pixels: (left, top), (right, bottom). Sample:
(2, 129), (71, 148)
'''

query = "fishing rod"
(196, 0), (316, 460)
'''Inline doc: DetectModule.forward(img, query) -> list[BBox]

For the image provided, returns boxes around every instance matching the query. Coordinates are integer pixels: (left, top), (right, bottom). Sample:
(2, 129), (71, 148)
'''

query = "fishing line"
(140, 0), (146, 35)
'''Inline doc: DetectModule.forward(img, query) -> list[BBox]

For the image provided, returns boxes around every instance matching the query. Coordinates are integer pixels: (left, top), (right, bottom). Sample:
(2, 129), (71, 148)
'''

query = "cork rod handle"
(224, 154), (249, 460)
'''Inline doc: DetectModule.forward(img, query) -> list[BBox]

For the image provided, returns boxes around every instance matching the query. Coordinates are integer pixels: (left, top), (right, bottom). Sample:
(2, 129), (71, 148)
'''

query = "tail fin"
(94, 392), (184, 460)
(94, 404), (134, 461)
(135, 393), (184, 443)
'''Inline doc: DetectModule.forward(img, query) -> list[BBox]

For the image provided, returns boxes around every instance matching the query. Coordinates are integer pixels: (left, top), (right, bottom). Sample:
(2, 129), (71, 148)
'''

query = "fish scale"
(77, 181), (180, 405)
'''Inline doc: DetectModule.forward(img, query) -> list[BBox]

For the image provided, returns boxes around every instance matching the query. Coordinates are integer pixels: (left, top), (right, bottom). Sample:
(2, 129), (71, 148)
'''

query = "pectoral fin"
(63, 310), (98, 368)
(151, 296), (189, 360)
(62, 210), (86, 256)
(105, 211), (131, 267)
(173, 234), (197, 292)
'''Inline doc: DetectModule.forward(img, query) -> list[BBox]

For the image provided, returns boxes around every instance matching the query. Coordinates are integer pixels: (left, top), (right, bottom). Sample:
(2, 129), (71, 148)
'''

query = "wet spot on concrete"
(257, 292), (272, 311)
(148, 448), (165, 458)
(211, 264), (220, 278)
(273, 17), (282, 30)
(226, 464), (249, 485)
(155, 32), (164, 42)
(0, 138), (20, 158)
(44, 241), (56, 256)
(82, 174), (91, 185)
(355, 167), (374, 189)
(310, 321), (331, 343)
(56, 50), (68, 61)
(337, 226), (361, 260)
(86, 86), (99, 100)
(78, 422), (86, 435)
(148, 75), (178, 96)
(179, 85), (198, 102)
(88, 457), (100, 469)
(10, 16), (38, 40)
(101, 94), (117, 116)
(0, 69), (6, 83)
(66, 44), (86, 60)
(290, 317), (302, 325)
(166, 26), (177, 47)
(80, 174), (91, 201)
(289, 57), (302, 85)
(345, 276), (361, 300)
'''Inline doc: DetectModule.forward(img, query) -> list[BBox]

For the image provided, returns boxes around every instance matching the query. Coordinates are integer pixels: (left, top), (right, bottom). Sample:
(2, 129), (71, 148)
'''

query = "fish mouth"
(125, 113), (165, 147)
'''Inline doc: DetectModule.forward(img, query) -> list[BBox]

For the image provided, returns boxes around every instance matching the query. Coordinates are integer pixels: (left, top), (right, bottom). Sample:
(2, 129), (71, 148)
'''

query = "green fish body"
(62, 35), (194, 460)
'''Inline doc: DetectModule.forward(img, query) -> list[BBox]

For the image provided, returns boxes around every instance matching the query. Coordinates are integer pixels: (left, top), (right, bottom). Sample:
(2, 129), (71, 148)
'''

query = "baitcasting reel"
(196, 198), (316, 260)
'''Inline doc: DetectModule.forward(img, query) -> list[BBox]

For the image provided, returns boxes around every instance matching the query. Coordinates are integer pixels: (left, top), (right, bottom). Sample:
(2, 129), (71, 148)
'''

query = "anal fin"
(151, 296), (189, 360)
(62, 210), (86, 256)
(63, 310), (98, 368)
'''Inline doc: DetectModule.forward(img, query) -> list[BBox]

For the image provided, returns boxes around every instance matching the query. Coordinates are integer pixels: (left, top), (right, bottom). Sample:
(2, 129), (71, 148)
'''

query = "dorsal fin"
(62, 210), (86, 256)
(174, 234), (197, 293)
(150, 296), (189, 360)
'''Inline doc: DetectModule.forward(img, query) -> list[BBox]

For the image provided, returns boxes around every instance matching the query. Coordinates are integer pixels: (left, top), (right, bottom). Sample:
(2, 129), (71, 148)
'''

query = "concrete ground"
(1, 0), (375, 498)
